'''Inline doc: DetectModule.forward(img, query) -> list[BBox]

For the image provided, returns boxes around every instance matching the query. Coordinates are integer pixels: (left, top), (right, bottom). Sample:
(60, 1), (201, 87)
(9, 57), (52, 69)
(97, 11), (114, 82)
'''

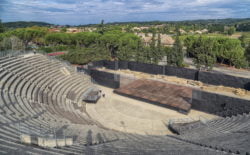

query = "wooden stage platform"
(114, 79), (192, 113)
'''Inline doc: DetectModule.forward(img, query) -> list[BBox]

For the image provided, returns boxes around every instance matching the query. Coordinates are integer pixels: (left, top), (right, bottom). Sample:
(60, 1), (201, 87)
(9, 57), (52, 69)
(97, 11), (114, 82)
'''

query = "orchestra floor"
(86, 85), (219, 135)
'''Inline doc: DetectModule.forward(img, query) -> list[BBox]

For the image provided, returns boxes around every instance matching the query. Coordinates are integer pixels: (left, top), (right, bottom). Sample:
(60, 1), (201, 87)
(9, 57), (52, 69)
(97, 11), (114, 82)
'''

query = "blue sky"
(0, 0), (250, 25)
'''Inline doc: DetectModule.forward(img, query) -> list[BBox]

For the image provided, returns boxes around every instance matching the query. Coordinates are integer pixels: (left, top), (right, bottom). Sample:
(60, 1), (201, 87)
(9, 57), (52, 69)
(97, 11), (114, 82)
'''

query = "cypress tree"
(0, 19), (4, 33)
(173, 28), (184, 67)
(150, 31), (156, 63)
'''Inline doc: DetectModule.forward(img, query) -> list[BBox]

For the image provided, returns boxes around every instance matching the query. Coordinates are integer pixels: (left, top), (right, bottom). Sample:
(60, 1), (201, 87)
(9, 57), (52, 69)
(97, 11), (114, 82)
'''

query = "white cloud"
(1, 0), (249, 24)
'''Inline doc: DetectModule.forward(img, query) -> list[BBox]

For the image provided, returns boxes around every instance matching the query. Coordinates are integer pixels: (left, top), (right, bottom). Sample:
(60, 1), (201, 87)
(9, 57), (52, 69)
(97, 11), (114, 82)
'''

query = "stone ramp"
(114, 79), (192, 113)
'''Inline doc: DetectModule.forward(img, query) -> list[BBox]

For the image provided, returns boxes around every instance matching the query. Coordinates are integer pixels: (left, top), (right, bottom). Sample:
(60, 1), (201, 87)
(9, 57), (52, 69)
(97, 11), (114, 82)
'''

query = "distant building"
(194, 29), (208, 34)
(135, 33), (174, 47)
(179, 29), (187, 34)
(201, 29), (208, 33)
(154, 24), (166, 28)
(189, 30), (194, 34)
(48, 28), (60, 32)
(67, 28), (79, 33)
(195, 30), (202, 34)
(66, 27), (97, 33)
(132, 26), (150, 31)
(160, 34), (175, 46)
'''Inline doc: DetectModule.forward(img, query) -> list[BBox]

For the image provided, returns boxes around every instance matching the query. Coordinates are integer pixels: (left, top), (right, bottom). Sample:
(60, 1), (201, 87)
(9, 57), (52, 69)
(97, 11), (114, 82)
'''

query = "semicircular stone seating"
(0, 53), (238, 155)
(172, 112), (250, 155)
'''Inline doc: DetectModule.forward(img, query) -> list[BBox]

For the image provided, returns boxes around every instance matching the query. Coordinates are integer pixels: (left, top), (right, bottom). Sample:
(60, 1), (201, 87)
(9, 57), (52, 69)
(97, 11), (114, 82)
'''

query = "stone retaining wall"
(192, 89), (250, 116)
(82, 60), (250, 90)
(90, 69), (120, 88)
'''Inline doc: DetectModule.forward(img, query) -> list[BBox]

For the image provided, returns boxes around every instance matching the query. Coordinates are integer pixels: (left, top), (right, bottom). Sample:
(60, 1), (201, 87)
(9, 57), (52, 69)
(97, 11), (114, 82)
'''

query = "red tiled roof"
(47, 52), (65, 56)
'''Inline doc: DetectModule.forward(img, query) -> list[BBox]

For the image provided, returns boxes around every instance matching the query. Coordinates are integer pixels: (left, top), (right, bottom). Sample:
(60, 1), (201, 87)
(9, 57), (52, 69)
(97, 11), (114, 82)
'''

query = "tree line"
(0, 20), (249, 69)
(185, 36), (248, 69)
(0, 25), (167, 64)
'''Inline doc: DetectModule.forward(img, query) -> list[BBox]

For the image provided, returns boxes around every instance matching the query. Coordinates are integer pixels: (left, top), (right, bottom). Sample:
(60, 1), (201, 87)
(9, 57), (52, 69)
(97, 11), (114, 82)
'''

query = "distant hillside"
(75, 18), (250, 31)
(106, 18), (250, 26)
(3, 18), (250, 31)
(103, 18), (250, 32)
(3, 21), (53, 28)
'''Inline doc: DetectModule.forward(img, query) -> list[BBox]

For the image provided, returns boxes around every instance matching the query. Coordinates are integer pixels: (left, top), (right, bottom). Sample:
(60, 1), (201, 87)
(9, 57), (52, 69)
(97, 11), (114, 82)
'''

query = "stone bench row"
(0, 54), (92, 125)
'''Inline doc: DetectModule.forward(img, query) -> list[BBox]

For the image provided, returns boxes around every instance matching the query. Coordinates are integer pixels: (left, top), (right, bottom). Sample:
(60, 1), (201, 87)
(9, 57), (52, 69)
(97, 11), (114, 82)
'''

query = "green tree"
(150, 31), (156, 49)
(98, 19), (105, 34)
(176, 35), (184, 67)
(117, 33), (140, 61)
(185, 36), (247, 69)
(245, 43), (250, 63)
(168, 29), (184, 67)
(239, 34), (247, 48)
(193, 37), (216, 70)
(153, 33), (165, 64)
(12, 27), (47, 49)
(226, 26), (236, 35)
(216, 38), (246, 68)
(0, 37), (12, 50)
(99, 31), (122, 58)
(61, 45), (110, 64)
(0, 19), (4, 33)
(45, 33), (72, 46)
(61, 27), (67, 33)
(135, 40), (146, 62)
(73, 32), (101, 47)
(184, 36), (196, 57)
(149, 32), (156, 63)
